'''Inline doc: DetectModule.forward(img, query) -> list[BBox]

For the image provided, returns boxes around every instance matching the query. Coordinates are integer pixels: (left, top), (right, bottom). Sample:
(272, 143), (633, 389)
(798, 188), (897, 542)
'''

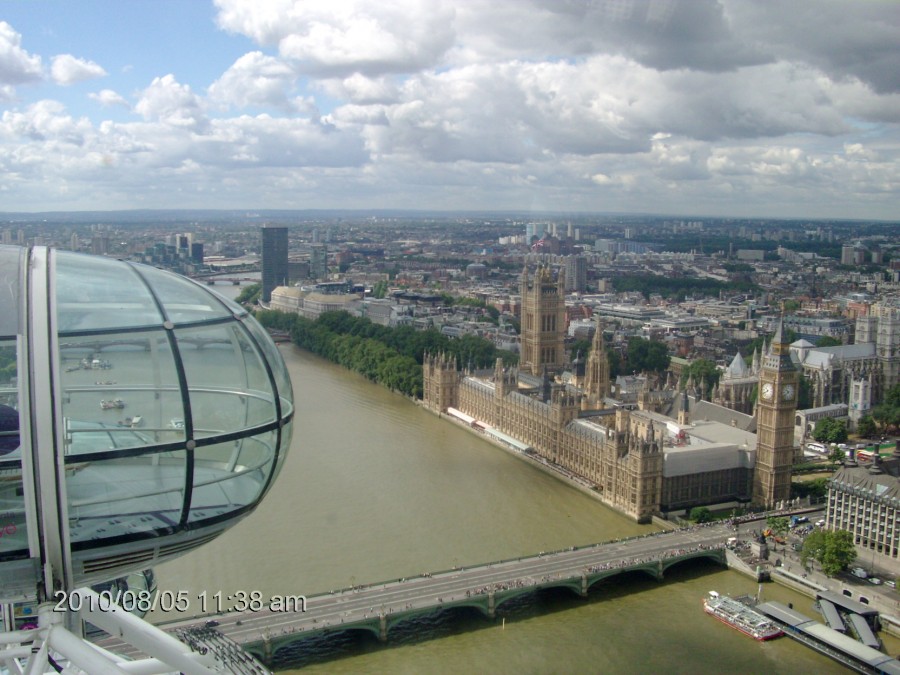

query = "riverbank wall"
(727, 550), (900, 639)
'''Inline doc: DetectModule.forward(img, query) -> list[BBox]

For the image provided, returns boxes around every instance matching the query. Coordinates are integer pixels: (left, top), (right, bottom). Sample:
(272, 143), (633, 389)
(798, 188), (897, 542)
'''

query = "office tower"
(564, 255), (587, 293)
(309, 243), (327, 280)
(261, 225), (289, 302)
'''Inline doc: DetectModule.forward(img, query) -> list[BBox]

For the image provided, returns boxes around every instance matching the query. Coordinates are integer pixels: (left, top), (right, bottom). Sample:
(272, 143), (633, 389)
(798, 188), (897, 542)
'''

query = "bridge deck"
(94, 522), (734, 662)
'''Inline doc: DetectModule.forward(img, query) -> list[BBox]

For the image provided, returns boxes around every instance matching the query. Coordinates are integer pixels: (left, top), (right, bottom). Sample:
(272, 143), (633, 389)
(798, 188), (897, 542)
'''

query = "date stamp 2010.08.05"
(52, 589), (307, 614)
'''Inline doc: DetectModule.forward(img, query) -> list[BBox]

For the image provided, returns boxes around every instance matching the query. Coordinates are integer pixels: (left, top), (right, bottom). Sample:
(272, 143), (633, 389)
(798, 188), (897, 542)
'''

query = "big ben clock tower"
(752, 317), (798, 508)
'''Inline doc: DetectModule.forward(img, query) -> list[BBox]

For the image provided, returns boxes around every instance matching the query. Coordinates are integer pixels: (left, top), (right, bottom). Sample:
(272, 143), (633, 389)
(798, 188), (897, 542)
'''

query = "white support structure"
(1, 591), (227, 675)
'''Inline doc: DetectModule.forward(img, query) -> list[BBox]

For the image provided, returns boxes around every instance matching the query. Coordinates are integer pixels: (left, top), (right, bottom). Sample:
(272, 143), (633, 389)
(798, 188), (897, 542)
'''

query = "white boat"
(703, 591), (783, 641)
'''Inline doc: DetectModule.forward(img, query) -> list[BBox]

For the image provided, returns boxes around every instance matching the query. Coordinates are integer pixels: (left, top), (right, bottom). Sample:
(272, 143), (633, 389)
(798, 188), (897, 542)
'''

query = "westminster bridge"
(96, 520), (743, 666)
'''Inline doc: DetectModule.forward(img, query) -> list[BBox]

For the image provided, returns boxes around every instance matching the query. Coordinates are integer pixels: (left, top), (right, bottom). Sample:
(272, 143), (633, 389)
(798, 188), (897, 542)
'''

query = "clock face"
(761, 383), (774, 400)
(782, 384), (795, 400)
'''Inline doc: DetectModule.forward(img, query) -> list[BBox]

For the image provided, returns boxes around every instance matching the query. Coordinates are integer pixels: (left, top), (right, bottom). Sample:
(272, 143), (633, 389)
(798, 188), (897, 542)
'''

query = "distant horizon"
(0, 207), (898, 226)
(1, 2), (897, 220)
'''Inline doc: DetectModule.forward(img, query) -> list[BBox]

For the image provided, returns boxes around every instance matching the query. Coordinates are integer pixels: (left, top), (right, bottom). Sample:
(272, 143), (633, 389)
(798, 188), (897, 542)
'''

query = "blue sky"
(1, 0), (898, 219)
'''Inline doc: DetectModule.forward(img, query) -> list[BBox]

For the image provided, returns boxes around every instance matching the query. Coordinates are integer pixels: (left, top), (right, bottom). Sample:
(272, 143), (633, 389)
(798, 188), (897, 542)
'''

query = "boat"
(100, 399), (125, 410)
(703, 591), (783, 641)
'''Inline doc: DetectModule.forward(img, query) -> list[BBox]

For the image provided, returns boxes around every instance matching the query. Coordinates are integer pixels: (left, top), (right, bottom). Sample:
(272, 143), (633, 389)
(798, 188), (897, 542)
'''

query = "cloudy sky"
(1, 0), (898, 219)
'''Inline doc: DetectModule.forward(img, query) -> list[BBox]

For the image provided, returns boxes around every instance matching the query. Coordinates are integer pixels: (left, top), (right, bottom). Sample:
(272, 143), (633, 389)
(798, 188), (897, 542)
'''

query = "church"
(423, 264), (797, 522)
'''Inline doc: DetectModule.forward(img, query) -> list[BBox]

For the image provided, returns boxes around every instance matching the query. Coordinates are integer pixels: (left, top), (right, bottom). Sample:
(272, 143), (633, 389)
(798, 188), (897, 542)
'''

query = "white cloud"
(0, 21), (42, 85)
(216, 0), (456, 76)
(319, 73), (400, 105)
(0, 1), (898, 218)
(207, 51), (299, 111)
(88, 89), (130, 109)
(50, 54), (107, 86)
(135, 75), (209, 132)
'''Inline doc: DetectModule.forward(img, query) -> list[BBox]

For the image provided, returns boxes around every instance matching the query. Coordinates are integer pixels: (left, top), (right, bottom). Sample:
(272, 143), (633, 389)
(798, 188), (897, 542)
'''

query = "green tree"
(682, 358), (720, 394)
(816, 336), (842, 347)
(820, 530), (857, 577)
(625, 338), (670, 375)
(797, 375), (812, 410)
(801, 529), (857, 577)
(800, 529), (825, 569)
(812, 417), (847, 444)
(828, 446), (846, 466)
(766, 516), (790, 537)
(782, 299), (801, 312)
(856, 416), (877, 439)
(791, 476), (829, 501)
(690, 506), (712, 523)
(606, 347), (621, 379)
(871, 384), (900, 433)
(569, 338), (592, 363)
(372, 280), (388, 299)
(236, 283), (261, 305)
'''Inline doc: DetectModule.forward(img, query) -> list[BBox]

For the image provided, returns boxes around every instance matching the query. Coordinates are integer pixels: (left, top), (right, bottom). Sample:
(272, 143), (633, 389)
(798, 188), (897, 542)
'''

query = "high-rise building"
(191, 241), (204, 264)
(261, 225), (289, 302)
(752, 318), (798, 508)
(309, 243), (328, 280)
(564, 255), (587, 293)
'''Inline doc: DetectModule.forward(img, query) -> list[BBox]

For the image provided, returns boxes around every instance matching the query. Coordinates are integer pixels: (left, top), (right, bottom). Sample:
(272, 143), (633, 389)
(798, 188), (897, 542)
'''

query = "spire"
(678, 388), (691, 426)
(773, 314), (785, 347)
(593, 317), (605, 350)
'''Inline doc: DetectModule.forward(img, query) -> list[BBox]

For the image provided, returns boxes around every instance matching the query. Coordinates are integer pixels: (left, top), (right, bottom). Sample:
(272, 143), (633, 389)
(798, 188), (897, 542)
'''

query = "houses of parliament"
(423, 264), (798, 522)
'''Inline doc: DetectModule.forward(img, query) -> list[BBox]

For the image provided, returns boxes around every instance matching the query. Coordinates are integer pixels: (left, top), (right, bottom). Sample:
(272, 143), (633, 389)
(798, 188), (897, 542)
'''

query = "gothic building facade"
(752, 319), (799, 508)
(519, 264), (567, 376)
(423, 344), (757, 522)
(794, 302), (900, 410)
(713, 350), (759, 416)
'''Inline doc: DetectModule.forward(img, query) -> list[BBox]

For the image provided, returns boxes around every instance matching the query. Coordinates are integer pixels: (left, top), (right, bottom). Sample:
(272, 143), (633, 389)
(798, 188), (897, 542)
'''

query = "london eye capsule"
(0, 245), (294, 603)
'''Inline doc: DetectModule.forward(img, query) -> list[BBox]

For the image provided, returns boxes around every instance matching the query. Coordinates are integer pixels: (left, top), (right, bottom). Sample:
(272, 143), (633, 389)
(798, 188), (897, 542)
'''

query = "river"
(149, 334), (869, 674)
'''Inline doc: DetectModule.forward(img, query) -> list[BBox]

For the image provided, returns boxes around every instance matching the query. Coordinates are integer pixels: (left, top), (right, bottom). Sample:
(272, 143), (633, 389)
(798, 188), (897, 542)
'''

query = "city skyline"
(1, 1), (898, 220)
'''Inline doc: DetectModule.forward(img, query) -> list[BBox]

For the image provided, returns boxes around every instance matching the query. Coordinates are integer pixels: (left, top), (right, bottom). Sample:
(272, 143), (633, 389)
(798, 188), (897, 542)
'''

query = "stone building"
(752, 319), (799, 508)
(519, 264), (566, 376)
(423, 352), (759, 522)
(793, 302), (900, 409)
(713, 350), (759, 415)
(827, 451), (900, 562)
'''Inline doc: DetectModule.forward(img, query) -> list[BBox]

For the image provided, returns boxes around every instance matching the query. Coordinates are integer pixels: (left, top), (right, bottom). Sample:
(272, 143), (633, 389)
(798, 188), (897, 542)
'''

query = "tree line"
(255, 309), (517, 399)
(612, 274), (757, 301)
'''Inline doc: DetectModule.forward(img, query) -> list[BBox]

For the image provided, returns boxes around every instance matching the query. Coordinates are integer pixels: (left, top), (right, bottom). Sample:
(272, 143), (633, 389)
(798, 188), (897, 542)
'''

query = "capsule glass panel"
(60, 331), (186, 452)
(67, 450), (189, 543)
(187, 433), (276, 523)
(175, 323), (278, 438)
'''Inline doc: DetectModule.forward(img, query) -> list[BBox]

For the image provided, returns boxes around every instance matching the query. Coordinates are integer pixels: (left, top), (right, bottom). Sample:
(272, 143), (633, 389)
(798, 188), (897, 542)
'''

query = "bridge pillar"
(379, 614), (388, 643)
(580, 573), (588, 597)
(262, 637), (272, 665)
(487, 591), (496, 619)
(657, 559), (664, 581)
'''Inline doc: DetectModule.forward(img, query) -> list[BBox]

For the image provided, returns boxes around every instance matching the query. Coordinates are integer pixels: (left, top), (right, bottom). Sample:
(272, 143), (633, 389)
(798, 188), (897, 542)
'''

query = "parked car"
(869, 577), (883, 585)
(851, 567), (868, 579)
